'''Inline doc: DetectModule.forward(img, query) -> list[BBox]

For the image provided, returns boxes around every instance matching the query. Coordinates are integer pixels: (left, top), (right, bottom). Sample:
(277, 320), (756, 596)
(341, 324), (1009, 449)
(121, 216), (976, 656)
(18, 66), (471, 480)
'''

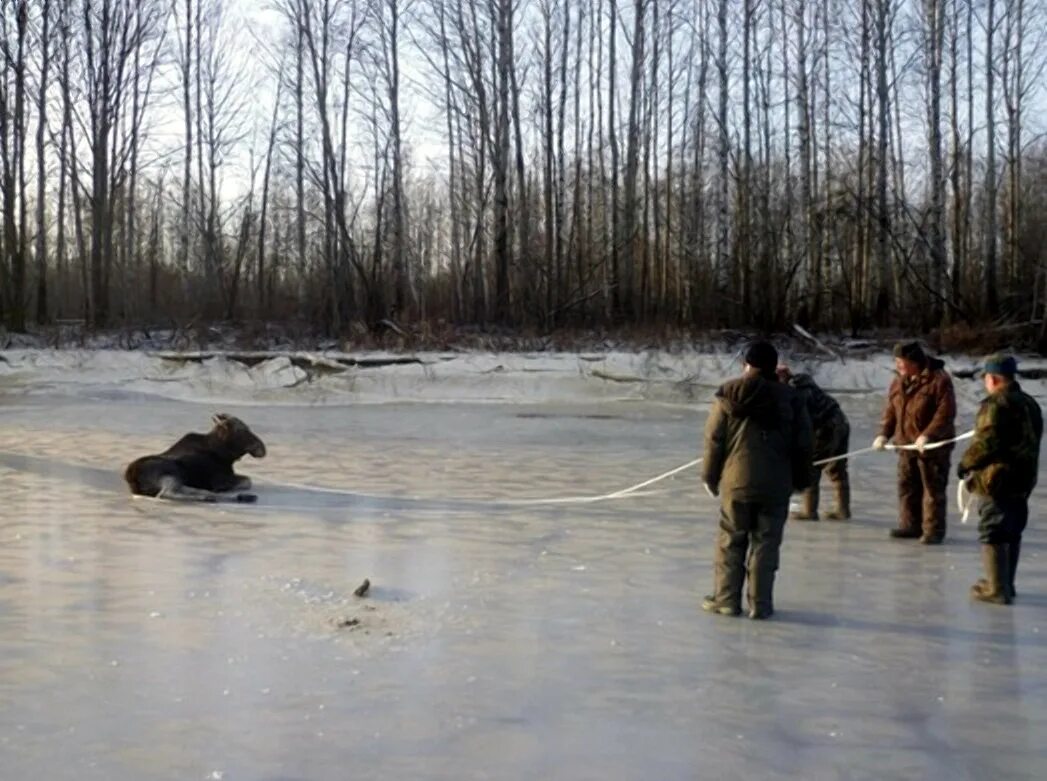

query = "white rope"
(957, 478), (974, 524)
(260, 429), (976, 507)
(502, 457), (703, 506)
(257, 428), (981, 508)
(257, 457), (703, 507)
(812, 430), (974, 466)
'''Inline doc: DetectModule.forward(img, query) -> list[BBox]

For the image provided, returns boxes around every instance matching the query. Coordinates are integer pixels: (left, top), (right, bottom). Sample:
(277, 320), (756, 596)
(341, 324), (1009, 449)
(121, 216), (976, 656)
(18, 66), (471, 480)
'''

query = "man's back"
(703, 374), (813, 503)
(1011, 383), (1043, 492)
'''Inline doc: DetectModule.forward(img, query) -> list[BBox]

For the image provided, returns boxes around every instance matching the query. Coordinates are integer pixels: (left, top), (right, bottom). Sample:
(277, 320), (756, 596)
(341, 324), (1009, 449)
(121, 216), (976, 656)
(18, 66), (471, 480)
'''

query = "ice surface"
(1, 352), (1046, 780)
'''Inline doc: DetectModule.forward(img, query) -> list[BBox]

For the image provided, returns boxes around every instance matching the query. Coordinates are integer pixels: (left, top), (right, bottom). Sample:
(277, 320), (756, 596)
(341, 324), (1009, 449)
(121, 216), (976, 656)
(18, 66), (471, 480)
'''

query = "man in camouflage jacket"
(701, 341), (813, 620)
(958, 354), (1043, 604)
(777, 365), (851, 521)
(873, 341), (957, 544)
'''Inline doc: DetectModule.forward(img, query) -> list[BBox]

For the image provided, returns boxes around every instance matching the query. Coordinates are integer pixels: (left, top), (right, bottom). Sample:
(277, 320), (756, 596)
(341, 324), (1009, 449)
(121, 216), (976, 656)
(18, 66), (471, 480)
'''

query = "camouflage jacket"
(788, 373), (848, 436)
(879, 357), (957, 448)
(959, 381), (1043, 497)
(703, 374), (813, 503)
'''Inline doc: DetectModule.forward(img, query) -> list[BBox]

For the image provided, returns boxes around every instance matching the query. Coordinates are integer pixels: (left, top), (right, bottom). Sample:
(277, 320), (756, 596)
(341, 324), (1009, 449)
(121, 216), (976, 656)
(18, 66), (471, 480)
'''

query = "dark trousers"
(897, 450), (951, 537)
(713, 499), (789, 612)
(976, 493), (1028, 545)
(812, 417), (850, 487)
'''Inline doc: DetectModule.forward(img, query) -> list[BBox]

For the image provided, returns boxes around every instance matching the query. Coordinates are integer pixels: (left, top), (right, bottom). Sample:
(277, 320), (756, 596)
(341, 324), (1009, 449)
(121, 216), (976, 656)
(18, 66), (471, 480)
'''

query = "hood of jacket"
(716, 374), (780, 428)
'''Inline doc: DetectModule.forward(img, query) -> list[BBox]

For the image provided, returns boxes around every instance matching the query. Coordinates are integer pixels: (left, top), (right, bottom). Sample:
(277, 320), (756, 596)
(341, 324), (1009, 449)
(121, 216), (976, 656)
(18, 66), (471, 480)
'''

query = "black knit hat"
(744, 341), (779, 375)
(893, 341), (927, 365)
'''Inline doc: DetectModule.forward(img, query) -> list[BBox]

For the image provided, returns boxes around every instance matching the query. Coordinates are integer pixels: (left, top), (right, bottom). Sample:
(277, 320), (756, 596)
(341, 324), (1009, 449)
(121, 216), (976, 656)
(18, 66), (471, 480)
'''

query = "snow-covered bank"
(1, 347), (1044, 410)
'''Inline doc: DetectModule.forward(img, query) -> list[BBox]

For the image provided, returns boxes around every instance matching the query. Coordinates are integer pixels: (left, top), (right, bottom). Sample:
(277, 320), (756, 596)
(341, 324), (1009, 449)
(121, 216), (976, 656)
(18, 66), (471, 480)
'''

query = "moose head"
(211, 413), (267, 458)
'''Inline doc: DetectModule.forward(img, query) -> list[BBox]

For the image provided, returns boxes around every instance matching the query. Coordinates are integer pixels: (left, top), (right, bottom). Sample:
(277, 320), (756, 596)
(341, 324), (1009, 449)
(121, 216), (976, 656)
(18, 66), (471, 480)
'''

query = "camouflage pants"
(897, 450), (951, 538)
(712, 499), (789, 613)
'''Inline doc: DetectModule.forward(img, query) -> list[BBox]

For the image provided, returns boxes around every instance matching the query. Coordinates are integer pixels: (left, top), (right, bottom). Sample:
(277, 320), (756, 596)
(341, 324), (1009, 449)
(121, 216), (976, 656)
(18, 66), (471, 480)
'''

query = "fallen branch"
(151, 351), (429, 371)
(792, 324), (844, 363)
(589, 369), (645, 384)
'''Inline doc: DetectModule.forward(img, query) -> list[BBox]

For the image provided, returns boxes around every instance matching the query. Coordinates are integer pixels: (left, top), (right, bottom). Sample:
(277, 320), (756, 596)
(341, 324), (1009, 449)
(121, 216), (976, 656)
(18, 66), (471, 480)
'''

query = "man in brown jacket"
(701, 341), (813, 620)
(872, 341), (957, 544)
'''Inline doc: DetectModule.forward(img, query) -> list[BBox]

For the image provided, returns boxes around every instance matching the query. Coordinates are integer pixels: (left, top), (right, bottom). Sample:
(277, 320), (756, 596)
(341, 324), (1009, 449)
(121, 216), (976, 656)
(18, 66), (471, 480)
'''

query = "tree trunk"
(925, 0), (946, 324)
(984, 0), (999, 317)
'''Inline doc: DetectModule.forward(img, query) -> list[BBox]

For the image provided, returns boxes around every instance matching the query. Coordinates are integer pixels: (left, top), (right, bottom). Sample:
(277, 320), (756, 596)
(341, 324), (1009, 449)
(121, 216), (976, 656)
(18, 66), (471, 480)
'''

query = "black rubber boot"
(747, 559), (776, 620)
(1008, 541), (1020, 599)
(889, 527), (921, 539)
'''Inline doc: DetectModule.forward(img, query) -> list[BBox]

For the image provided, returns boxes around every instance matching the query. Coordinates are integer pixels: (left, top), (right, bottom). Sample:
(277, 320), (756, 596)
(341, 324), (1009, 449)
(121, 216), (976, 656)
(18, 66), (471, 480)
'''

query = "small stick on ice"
(354, 579), (371, 598)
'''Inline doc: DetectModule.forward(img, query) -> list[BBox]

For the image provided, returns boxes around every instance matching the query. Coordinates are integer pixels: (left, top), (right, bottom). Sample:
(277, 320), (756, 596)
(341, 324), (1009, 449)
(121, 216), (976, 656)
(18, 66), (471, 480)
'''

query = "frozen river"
(1, 367), (1046, 780)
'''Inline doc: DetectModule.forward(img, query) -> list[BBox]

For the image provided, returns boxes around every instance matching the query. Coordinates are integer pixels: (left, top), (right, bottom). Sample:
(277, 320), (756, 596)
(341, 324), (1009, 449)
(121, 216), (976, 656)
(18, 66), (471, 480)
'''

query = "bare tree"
(715, 0), (729, 310)
(75, 0), (166, 327)
(621, 0), (647, 320)
(983, 0), (999, 316)
(923, 0), (947, 323)
(946, 0), (964, 309)
(873, 0), (892, 323)
(376, 0), (410, 318)
(491, 0), (512, 322)
(34, 0), (54, 323)
(0, 0), (29, 331)
(256, 55), (285, 316)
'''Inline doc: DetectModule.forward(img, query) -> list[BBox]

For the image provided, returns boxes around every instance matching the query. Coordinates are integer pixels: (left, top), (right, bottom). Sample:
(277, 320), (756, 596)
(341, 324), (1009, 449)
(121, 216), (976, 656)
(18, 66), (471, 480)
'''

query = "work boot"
(889, 527), (921, 539)
(701, 596), (741, 616)
(789, 486), (819, 521)
(970, 544), (1012, 605)
(824, 482), (851, 521)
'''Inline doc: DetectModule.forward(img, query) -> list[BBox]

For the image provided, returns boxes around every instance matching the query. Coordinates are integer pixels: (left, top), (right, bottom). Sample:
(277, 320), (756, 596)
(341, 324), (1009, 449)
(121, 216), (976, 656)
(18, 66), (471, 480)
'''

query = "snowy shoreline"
(2, 346), (1044, 411)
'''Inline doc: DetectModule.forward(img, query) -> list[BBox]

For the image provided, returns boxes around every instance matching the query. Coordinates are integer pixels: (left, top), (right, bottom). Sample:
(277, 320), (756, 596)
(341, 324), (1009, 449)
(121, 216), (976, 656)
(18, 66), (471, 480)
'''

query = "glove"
(914, 435), (929, 454)
(703, 482), (719, 498)
(872, 435), (888, 451)
(956, 464), (969, 480)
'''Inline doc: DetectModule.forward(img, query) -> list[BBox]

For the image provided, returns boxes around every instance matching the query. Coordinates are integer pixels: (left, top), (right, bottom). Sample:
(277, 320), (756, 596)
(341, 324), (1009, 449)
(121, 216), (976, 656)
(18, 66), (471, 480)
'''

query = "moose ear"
(212, 413), (230, 427)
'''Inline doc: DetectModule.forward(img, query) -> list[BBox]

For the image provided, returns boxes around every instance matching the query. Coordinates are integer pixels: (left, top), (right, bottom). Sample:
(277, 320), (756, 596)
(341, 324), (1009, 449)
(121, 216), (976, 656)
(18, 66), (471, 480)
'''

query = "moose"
(124, 413), (267, 502)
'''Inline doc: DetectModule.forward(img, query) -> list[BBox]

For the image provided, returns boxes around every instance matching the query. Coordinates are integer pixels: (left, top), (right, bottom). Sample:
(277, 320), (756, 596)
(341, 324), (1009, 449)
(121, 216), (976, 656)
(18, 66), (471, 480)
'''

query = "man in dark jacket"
(777, 365), (851, 521)
(701, 341), (813, 620)
(872, 341), (957, 544)
(957, 354), (1043, 604)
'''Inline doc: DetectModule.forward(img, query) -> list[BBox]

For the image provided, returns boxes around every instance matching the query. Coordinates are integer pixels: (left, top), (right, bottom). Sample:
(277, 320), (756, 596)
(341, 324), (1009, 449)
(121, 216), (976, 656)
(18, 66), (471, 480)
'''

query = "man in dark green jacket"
(701, 341), (813, 620)
(957, 354), (1043, 604)
(777, 365), (851, 521)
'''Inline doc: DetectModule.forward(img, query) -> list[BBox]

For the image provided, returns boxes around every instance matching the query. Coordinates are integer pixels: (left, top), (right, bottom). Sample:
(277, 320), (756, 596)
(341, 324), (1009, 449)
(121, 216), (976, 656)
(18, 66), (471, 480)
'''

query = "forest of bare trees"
(2, 0), (1047, 341)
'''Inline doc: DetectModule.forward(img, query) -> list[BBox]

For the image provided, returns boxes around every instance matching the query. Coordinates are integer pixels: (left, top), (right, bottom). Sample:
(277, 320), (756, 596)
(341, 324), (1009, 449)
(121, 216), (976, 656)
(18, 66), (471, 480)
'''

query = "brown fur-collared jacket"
(878, 357), (957, 450)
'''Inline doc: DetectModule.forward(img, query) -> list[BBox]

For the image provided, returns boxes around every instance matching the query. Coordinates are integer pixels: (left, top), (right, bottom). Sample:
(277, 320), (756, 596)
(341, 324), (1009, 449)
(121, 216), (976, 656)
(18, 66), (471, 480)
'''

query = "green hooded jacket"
(703, 374), (813, 503)
(959, 381), (1043, 497)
